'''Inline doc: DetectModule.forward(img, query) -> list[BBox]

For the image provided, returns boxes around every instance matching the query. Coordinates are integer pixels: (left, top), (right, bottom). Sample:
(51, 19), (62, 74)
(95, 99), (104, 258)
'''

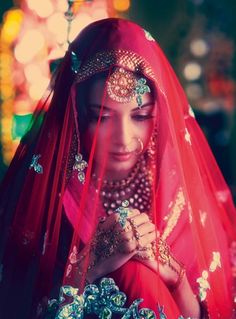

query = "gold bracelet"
(157, 238), (171, 265)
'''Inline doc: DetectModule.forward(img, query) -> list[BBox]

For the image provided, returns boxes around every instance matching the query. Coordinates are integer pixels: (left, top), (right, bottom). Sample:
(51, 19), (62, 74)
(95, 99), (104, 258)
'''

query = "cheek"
(82, 125), (110, 158)
(136, 121), (155, 148)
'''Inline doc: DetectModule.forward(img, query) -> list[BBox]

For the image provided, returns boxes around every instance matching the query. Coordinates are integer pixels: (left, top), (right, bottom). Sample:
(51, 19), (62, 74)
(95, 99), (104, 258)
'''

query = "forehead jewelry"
(107, 68), (151, 108)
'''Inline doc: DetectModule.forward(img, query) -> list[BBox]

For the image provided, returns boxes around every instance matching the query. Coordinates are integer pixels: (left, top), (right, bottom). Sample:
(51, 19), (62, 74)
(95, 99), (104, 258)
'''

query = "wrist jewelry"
(157, 238), (171, 265)
(155, 239), (186, 291)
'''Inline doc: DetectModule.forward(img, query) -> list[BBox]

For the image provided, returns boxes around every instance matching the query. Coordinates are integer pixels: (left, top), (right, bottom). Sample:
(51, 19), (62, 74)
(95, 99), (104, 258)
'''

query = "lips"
(109, 151), (133, 161)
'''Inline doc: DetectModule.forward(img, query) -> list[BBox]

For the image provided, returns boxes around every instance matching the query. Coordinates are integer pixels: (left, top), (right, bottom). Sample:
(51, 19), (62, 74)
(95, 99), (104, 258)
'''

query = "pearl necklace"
(92, 157), (153, 215)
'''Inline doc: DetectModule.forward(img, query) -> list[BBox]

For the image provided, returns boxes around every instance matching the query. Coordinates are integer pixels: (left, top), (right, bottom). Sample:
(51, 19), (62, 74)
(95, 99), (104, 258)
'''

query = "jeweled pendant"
(29, 154), (43, 174)
(73, 153), (88, 184)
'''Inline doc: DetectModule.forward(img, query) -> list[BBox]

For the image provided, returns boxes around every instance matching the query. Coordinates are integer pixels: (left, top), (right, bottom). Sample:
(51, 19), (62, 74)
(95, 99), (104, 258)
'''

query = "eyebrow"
(88, 102), (155, 112)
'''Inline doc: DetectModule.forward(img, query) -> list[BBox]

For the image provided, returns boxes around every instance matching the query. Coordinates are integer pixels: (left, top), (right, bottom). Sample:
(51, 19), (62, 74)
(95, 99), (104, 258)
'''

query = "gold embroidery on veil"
(162, 188), (186, 240)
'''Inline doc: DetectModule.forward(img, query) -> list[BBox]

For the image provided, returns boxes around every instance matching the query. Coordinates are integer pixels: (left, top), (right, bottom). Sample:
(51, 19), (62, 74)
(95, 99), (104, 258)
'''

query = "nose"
(112, 116), (133, 149)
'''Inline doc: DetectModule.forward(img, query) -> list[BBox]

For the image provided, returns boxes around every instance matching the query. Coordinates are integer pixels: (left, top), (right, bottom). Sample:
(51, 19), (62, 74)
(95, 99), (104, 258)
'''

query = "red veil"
(0, 18), (236, 318)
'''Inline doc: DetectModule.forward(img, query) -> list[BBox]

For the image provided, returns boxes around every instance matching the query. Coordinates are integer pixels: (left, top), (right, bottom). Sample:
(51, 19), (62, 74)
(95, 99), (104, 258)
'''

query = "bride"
(0, 18), (235, 319)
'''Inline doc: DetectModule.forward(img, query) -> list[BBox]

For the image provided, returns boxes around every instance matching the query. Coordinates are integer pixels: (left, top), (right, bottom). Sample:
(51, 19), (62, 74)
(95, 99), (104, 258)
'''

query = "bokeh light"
(27, 0), (54, 18)
(29, 77), (50, 100)
(0, 0), (127, 167)
(185, 83), (203, 100)
(69, 13), (94, 41)
(14, 29), (46, 64)
(190, 38), (209, 57)
(12, 114), (32, 139)
(24, 63), (45, 83)
(1, 9), (23, 43)
(113, 0), (130, 12)
(92, 8), (109, 19)
(47, 12), (67, 43)
(14, 96), (32, 115)
(183, 62), (202, 81)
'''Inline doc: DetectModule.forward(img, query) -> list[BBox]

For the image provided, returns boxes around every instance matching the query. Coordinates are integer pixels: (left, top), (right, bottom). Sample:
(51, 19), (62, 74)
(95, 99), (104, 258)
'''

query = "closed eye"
(132, 114), (154, 121)
(88, 110), (111, 122)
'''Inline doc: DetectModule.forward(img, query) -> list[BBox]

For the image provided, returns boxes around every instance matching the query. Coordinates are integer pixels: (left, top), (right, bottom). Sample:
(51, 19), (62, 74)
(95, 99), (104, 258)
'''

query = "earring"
(73, 153), (88, 184)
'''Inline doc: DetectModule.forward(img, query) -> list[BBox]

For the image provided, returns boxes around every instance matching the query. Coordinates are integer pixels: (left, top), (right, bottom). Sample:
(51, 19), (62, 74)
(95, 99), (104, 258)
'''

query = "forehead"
(87, 72), (154, 112)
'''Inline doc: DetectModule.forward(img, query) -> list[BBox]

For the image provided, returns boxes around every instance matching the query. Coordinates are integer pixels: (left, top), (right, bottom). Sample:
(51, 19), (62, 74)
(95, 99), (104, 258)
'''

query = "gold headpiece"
(74, 49), (156, 83)
(107, 68), (136, 104)
(72, 50), (155, 107)
(107, 68), (151, 107)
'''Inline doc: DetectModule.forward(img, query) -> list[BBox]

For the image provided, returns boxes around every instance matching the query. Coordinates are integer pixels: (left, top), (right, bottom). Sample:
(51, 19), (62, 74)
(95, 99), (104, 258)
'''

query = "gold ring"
(135, 231), (140, 240)
(129, 218), (138, 227)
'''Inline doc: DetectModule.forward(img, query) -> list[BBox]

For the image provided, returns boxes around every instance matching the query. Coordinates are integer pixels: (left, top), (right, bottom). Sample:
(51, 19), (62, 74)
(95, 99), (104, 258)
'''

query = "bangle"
(169, 267), (186, 292)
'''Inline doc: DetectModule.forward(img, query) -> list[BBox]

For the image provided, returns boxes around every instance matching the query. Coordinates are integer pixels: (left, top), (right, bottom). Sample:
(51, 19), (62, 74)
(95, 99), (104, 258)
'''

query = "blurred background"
(0, 0), (236, 202)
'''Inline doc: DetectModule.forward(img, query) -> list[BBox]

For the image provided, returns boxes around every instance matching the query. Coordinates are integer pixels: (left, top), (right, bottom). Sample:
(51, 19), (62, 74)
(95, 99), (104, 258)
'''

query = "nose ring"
(136, 138), (144, 155)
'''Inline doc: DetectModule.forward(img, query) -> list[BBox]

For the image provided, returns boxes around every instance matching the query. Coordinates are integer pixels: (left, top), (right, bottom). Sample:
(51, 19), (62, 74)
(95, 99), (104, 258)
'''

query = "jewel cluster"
(46, 277), (156, 319)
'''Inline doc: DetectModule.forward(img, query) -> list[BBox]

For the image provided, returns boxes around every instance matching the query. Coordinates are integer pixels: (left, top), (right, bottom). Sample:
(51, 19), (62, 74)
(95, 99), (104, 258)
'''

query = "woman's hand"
(133, 224), (201, 319)
(79, 207), (201, 318)
(86, 209), (156, 283)
(134, 237), (185, 289)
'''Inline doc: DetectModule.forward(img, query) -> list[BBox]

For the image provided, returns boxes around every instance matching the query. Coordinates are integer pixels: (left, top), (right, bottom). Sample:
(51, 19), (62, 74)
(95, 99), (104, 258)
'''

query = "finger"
(123, 220), (133, 232)
(136, 222), (156, 236)
(128, 213), (150, 228)
(138, 230), (157, 248)
(113, 208), (140, 231)
(128, 208), (141, 217)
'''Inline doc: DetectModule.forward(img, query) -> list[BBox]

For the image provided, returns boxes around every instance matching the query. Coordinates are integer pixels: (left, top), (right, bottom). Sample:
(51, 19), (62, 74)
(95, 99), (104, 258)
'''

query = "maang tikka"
(107, 68), (151, 108)
(70, 51), (152, 108)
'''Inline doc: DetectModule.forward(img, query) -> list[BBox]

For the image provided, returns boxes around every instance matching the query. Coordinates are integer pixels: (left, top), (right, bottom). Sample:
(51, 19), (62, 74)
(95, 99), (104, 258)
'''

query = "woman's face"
(81, 73), (156, 180)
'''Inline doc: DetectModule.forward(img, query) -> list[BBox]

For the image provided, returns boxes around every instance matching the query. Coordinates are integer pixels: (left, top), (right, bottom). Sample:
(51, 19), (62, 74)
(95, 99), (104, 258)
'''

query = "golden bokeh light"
(113, 0), (130, 12)
(1, 9), (23, 43)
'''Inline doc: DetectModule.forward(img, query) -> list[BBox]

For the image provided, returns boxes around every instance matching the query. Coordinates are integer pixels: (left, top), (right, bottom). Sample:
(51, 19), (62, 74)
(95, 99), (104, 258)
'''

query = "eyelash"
(132, 114), (154, 121)
(89, 114), (154, 122)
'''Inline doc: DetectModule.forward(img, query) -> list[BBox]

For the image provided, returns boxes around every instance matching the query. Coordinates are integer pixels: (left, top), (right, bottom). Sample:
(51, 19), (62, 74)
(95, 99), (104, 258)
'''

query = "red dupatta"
(0, 18), (235, 318)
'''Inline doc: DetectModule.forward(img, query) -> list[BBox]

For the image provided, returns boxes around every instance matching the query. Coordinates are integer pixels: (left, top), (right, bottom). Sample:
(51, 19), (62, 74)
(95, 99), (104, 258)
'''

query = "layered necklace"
(92, 156), (153, 215)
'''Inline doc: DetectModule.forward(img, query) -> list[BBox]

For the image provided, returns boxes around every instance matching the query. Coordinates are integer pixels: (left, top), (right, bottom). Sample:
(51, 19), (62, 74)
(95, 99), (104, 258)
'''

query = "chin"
(107, 161), (137, 178)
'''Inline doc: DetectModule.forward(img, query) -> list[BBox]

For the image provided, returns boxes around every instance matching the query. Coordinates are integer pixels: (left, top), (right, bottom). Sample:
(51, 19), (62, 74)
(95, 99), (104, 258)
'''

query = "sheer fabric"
(0, 18), (235, 318)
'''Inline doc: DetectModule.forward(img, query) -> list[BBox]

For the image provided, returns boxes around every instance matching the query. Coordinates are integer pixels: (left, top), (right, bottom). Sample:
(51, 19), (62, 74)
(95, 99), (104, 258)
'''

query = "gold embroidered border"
(75, 49), (156, 83)
(161, 187), (186, 240)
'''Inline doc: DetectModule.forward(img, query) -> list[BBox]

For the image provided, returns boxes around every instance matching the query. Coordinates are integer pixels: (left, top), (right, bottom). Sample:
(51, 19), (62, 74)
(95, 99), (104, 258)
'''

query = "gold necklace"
(92, 156), (153, 215)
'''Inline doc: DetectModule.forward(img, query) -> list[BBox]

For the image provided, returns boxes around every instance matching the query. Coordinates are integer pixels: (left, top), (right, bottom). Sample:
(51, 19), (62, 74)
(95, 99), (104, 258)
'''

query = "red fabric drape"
(0, 18), (235, 318)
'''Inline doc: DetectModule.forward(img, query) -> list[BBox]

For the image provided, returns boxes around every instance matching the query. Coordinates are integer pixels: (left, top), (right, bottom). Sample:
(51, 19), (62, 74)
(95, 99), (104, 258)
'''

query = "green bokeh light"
(12, 113), (32, 140)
